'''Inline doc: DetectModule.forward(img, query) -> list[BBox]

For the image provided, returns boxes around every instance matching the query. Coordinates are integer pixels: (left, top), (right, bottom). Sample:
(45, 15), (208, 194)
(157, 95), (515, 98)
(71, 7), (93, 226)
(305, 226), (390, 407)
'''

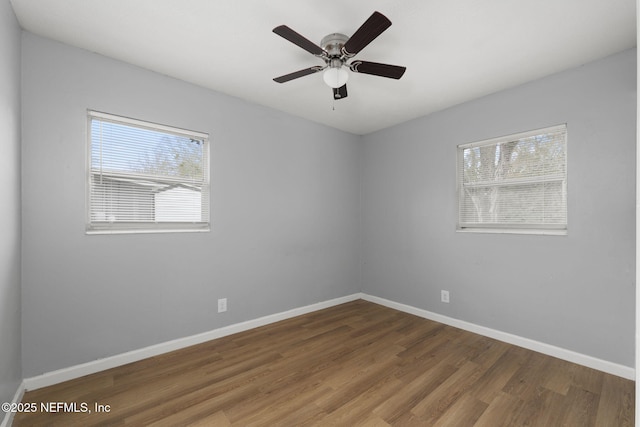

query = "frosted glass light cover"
(323, 67), (349, 88)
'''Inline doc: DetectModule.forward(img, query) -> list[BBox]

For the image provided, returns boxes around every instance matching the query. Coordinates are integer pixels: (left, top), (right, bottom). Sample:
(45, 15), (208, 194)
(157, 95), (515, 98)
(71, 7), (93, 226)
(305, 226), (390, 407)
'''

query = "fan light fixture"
(323, 65), (349, 89)
(272, 12), (406, 100)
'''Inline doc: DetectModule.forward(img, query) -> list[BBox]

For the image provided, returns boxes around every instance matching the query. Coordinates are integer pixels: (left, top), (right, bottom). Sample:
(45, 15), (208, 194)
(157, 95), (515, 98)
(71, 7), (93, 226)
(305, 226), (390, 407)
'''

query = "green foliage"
(463, 134), (565, 183)
(138, 136), (203, 180)
(460, 130), (567, 225)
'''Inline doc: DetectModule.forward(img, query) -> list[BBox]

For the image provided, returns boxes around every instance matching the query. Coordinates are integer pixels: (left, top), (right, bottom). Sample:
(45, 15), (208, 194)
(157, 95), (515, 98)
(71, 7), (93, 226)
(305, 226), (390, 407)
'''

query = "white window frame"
(456, 124), (568, 235)
(86, 110), (210, 234)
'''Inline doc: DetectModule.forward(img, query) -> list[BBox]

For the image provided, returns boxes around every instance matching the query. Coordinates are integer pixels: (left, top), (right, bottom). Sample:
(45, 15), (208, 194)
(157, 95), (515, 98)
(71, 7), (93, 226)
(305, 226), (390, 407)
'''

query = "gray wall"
(0, 0), (22, 408)
(0, 0), (22, 405)
(361, 49), (636, 367)
(21, 33), (362, 377)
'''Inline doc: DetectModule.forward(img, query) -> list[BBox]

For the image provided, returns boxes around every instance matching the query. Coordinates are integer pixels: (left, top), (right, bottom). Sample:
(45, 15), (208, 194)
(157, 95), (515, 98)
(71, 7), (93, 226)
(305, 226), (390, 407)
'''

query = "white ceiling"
(9, 0), (637, 135)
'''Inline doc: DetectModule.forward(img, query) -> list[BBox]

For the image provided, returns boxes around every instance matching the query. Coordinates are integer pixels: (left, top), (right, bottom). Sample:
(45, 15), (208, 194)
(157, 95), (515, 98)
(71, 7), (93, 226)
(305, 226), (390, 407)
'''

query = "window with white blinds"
(457, 124), (567, 234)
(87, 111), (210, 234)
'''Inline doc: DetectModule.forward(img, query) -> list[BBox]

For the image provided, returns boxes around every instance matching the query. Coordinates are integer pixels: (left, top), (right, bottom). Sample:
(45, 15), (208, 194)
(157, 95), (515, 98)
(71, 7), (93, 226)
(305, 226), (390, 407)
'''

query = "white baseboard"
(0, 381), (26, 427)
(23, 291), (633, 393)
(24, 293), (363, 391)
(361, 294), (635, 380)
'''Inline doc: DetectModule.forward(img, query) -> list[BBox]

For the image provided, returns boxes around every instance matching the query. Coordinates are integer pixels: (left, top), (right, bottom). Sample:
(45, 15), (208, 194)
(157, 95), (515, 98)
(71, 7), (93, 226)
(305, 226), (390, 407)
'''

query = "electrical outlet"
(441, 290), (450, 303)
(217, 298), (227, 313)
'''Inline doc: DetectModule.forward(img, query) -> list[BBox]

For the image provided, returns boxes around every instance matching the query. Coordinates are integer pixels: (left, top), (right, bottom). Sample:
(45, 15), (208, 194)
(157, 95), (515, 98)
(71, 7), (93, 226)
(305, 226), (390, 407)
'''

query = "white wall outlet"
(441, 290), (450, 303)
(217, 298), (227, 313)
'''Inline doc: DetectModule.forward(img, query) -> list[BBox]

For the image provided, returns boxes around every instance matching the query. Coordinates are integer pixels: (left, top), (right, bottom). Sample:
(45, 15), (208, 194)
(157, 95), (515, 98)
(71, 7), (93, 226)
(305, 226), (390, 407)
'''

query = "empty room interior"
(0, 0), (638, 425)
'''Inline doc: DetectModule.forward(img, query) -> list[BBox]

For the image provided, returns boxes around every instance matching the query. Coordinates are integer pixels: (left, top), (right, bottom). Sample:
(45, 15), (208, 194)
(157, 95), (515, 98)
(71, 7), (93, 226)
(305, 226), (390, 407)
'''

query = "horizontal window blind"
(457, 124), (567, 233)
(87, 111), (210, 233)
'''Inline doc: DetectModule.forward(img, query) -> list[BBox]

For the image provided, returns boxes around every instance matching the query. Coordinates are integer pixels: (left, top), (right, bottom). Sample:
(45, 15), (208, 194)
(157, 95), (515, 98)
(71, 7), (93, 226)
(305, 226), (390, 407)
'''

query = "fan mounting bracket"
(320, 33), (349, 59)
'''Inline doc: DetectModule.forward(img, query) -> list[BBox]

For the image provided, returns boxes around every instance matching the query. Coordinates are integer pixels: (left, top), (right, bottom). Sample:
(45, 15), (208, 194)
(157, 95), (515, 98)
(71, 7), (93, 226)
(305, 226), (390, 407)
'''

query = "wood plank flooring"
(13, 300), (634, 426)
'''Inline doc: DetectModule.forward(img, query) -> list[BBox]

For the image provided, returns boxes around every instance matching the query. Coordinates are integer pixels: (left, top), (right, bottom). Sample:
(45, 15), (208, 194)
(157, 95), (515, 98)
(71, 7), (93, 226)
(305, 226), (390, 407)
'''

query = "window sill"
(86, 227), (210, 235)
(456, 228), (567, 236)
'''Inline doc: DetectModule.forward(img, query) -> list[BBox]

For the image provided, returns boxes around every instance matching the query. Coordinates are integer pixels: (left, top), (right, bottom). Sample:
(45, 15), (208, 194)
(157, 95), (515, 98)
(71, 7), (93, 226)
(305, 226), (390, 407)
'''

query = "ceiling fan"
(272, 11), (406, 100)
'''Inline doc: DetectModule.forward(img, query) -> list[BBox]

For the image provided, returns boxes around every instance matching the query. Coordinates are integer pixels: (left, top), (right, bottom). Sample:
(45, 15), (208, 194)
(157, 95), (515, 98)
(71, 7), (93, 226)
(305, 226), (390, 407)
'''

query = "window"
(87, 111), (210, 234)
(457, 124), (567, 234)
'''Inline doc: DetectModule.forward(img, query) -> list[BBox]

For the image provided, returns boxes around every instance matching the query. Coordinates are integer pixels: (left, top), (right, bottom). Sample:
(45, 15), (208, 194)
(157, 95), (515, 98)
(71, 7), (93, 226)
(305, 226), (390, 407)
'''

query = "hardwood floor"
(13, 300), (634, 426)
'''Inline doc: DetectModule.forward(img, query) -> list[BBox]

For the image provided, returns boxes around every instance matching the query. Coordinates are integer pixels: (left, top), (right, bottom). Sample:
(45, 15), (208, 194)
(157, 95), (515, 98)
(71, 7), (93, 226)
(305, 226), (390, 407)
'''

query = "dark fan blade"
(350, 61), (406, 79)
(274, 66), (324, 83)
(333, 84), (348, 100)
(342, 11), (391, 56)
(273, 25), (325, 56)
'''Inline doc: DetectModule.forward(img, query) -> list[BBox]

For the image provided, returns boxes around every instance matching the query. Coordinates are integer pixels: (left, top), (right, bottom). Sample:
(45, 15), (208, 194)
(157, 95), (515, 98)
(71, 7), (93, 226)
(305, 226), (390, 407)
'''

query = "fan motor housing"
(321, 33), (349, 57)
